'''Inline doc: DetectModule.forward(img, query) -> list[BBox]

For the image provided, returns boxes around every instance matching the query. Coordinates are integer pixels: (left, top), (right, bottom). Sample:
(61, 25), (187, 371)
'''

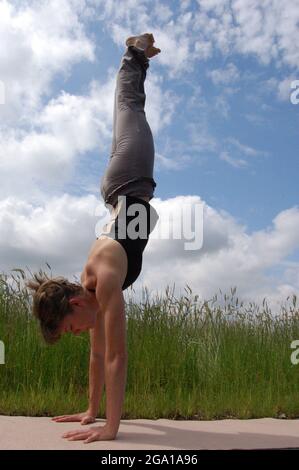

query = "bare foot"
(126, 33), (161, 57)
(144, 45), (161, 58)
(142, 33), (155, 45)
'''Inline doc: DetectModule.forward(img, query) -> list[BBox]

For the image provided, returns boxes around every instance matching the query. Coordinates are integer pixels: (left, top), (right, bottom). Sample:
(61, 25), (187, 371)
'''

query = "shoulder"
(96, 267), (124, 314)
(81, 262), (97, 290)
(97, 263), (122, 292)
(86, 237), (127, 285)
(82, 259), (123, 311)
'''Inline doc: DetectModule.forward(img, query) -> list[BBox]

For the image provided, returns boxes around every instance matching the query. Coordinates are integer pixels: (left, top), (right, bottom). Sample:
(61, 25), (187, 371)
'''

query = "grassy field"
(1, 268), (299, 419)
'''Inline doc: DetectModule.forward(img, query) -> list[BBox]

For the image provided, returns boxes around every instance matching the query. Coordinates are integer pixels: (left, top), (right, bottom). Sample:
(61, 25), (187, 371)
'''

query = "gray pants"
(100, 46), (157, 209)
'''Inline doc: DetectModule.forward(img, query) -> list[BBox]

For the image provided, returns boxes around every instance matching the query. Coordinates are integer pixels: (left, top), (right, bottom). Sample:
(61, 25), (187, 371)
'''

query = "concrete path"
(1, 416), (299, 450)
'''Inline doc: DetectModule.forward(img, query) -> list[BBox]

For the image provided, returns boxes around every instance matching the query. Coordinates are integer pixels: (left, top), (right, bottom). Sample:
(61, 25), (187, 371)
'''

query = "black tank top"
(98, 195), (159, 290)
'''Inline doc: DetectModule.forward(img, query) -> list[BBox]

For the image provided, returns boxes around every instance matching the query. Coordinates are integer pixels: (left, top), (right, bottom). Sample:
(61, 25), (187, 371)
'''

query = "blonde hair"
(26, 273), (83, 344)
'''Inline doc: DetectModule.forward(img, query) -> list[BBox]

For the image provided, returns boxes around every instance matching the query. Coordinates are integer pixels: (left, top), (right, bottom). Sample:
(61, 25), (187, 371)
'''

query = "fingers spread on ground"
(59, 417), (77, 422)
(63, 429), (86, 438)
(68, 433), (90, 441)
(62, 432), (74, 438)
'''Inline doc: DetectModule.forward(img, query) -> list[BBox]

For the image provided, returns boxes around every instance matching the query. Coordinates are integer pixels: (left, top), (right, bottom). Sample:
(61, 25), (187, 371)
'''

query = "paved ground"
(1, 416), (299, 449)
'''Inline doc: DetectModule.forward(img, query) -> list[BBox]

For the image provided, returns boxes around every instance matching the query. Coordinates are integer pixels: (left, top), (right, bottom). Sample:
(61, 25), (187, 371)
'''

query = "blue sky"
(58, 8), (298, 233)
(0, 0), (298, 311)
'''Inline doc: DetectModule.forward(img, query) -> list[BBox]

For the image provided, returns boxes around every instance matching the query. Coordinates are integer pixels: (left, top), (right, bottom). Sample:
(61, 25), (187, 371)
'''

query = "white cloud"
(243, 113), (266, 126)
(140, 198), (299, 313)
(145, 73), (180, 134)
(0, 0), (298, 315)
(226, 137), (268, 157)
(89, 0), (299, 77)
(187, 122), (218, 154)
(85, 0), (299, 85)
(0, 0), (95, 123)
(214, 95), (230, 118)
(194, 39), (213, 60)
(207, 63), (240, 85)
(263, 75), (299, 102)
(93, 2), (198, 77)
(155, 152), (192, 171)
(0, 194), (102, 276)
(217, 137), (269, 167)
(0, 0), (182, 202)
(180, 0), (192, 12)
(219, 151), (248, 168)
(186, 123), (267, 168)
(2, 194), (298, 313)
(199, 0), (227, 15)
(153, 2), (173, 22)
(0, 76), (116, 200)
(277, 76), (298, 101)
(0, 52), (177, 201)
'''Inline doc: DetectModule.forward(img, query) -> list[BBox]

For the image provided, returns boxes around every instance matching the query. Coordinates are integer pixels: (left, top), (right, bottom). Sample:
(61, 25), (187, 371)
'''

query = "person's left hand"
(62, 425), (116, 443)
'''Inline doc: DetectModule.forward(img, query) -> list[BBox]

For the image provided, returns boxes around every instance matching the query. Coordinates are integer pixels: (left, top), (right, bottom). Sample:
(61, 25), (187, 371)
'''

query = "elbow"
(90, 351), (105, 361)
(105, 352), (128, 364)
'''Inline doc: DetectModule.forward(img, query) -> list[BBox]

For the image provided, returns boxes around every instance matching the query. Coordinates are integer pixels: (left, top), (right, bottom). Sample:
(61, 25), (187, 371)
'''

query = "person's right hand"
(52, 411), (96, 425)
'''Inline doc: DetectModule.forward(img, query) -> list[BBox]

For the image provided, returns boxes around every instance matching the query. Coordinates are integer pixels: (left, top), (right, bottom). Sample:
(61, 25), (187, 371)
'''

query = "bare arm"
(88, 311), (106, 416)
(96, 269), (128, 436)
(60, 268), (127, 441)
(52, 273), (105, 425)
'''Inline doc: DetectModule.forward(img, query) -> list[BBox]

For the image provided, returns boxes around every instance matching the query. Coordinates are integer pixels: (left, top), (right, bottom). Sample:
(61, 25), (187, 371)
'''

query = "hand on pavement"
(52, 411), (96, 425)
(62, 425), (116, 443)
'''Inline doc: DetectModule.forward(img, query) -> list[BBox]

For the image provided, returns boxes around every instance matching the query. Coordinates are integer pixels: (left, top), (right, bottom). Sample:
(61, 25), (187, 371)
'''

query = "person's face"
(60, 295), (97, 336)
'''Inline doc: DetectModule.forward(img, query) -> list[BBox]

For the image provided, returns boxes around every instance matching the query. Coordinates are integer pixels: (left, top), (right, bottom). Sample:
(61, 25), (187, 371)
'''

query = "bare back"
(81, 236), (128, 292)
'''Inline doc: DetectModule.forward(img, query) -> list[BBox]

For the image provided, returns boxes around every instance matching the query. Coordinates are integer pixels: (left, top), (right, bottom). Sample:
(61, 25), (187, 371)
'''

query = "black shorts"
(99, 195), (159, 290)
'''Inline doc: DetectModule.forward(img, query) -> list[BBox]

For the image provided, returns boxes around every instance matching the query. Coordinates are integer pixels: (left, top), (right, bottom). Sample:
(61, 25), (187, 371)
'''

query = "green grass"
(1, 268), (299, 419)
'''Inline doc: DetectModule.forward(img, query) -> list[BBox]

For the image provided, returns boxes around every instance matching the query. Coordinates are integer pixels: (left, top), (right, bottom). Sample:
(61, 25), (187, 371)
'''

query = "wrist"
(105, 421), (120, 435)
(87, 406), (98, 417)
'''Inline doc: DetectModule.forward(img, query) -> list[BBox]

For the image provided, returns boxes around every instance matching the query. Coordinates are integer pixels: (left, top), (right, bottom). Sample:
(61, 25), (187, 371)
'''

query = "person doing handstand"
(27, 33), (161, 443)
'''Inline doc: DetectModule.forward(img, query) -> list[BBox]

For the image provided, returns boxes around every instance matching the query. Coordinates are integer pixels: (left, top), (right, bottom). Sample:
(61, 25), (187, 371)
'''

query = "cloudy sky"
(0, 0), (298, 312)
